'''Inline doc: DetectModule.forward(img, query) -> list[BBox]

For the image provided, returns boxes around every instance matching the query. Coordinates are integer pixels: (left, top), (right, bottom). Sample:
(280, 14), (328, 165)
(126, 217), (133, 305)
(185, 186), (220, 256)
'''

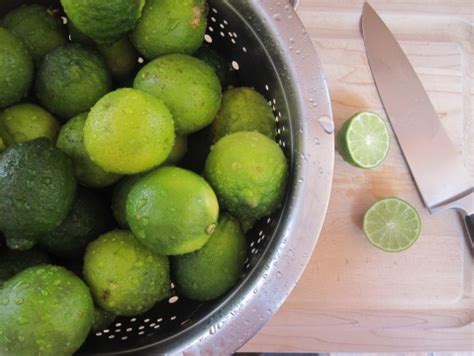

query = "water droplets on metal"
(318, 115), (335, 134)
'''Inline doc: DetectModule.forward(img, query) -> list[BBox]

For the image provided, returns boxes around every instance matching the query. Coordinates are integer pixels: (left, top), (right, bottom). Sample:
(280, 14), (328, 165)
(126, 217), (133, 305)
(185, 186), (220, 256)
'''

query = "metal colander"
(0, 0), (334, 353)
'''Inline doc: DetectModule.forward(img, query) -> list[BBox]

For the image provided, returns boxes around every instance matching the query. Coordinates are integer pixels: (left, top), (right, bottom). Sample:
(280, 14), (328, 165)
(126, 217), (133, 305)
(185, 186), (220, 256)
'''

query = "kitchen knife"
(361, 2), (474, 247)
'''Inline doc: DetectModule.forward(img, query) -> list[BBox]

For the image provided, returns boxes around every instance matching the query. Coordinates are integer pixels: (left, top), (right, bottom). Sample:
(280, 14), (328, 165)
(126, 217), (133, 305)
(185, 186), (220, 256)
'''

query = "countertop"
(242, 0), (474, 352)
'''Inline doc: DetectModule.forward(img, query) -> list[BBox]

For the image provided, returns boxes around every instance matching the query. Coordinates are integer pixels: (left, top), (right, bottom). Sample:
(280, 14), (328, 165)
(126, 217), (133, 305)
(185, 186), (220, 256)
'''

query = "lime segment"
(339, 112), (390, 168)
(363, 197), (421, 252)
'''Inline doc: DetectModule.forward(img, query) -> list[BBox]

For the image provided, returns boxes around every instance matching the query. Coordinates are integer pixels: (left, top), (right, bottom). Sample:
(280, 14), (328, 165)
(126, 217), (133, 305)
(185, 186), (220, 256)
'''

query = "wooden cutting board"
(242, 0), (474, 352)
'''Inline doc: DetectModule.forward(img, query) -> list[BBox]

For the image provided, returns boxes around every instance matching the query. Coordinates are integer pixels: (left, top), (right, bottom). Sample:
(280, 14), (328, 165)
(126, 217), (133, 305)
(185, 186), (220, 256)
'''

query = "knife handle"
(464, 214), (474, 249)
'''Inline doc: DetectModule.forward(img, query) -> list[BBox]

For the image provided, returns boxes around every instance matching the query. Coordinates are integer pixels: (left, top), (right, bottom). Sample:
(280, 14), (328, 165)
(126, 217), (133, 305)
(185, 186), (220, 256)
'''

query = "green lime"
(211, 87), (276, 143)
(61, 0), (145, 44)
(0, 103), (60, 146)
(92, 307), (116, 332)
(134, 54), (222, 135)
(194, 45), (236, 88)
(126, 166), (219, 256)
(2, 4), (67, 64)
(0, 28), (33, 108)
(205, 131), (288, 230)
(35, 44), (112, 119)
(0, 136), (5, 152)
(165, 135), (188, 165)
(39, 188), (113, 259)
(97, 37), (139, 82)
(363, 197), (422, 252)
(131, 0), (207, 59)
(84, 88), (175, 174)
(172, 214), (247, 301)
(83, 230), (170, 316)
(67, 21), (95, 46)
(0, 138), (76, 250)
(0, 265), (94, 356)
(111, 175), (144, 229)
(339, 112), (390, 169)
(57, 112), (122, 188)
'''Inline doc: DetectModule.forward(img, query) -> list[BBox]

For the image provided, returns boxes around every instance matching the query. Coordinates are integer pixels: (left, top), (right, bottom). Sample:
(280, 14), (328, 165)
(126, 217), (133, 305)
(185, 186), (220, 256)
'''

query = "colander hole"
(211, 7), (218, 13)
(228, 31), (233, 37)
(121, 336), (128, 341)
(126, 328), (133, 332)
(68, 34), (72, 41)
(231, 61), (240, 70)
(96, 332), (102, 336)
(169, 296), (179, 304)
(150, 323), (156, 327)
(61, 16), (68, 24)
(138, 331), (145, 335)
(245, 263), (251, 269)
(223, 20), (229, 25)
(208, 26), (214, 32)
(130, 318), (137, 322)
(232, 32), (238, 38)
(115, 329), (121, 333)
(265, 84), (270, 91)
(242, 46), (248, 53)
(108, 335), (115, 339)
(115, 323), (122, 327)
(170, 282), (175, 289)
(231, 38), (236, 44)
(210, 16), (216, 22)
(258, 230), (264, 236)
(170, 316), (177, 321)
(272, 99), (277, 105)
(204, 34), (213, 43)
(219, 31), (225, 37)
(103, 329), (110, 333)
(154, 325), (160, 329)
(138, 57), (144, 64)
(277, 128), (281, 135)
(219, 23), (225, 29)
(251, 248), (257, 254)
(278, 112), (282, 118)
(249, 241), (255, 247)
(282, 126), (286, 132)
(157, 318), (163, 322)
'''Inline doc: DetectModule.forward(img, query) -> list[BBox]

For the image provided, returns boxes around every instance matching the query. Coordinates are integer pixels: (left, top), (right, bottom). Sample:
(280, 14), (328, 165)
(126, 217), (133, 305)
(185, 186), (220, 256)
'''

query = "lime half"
(339, 112), (390, 168)
(363, 198), (421, 252)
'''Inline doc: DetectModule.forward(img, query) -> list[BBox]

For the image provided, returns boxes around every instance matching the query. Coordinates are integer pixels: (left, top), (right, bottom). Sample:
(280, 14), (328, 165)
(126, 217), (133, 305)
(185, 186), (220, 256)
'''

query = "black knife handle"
(465, 214), (474, 248)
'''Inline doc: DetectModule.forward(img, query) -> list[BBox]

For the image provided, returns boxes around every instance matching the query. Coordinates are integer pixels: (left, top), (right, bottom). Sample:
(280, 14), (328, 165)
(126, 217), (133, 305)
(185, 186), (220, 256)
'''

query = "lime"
(0, 28), (33, 108)
(131, 0), (207, 59)
(363, 197), (422, 252)
(172, 214), (247, 301)
(111, 174), (144, 228)
(126, 166), (219, 256)
(194, 45), (236, 88)
(57, 112), (122, 188)
(0, 103), (60, 146)
(2, 4), (67, 64)
(165, 135), (188, 165)
(83, 230), (170, 316)
(211, 87), (276, 143)
(339, 112), (390, 169)
(61, 0), (145, 44)
(97, 37), (139, 82)
(35, 44), (112, 119)
(67, 21), (95, 46)
(134, 54), (222, 135)
(205, 131), (288, 231)
(0, 248), (51, 285)
(84, 88), (175, 174)
(92, 307), (116, 332)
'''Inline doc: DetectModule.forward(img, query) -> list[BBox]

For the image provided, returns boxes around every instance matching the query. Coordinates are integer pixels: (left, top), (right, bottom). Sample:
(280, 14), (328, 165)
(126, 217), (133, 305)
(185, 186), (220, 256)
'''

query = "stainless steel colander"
(0, 0), (334, 353)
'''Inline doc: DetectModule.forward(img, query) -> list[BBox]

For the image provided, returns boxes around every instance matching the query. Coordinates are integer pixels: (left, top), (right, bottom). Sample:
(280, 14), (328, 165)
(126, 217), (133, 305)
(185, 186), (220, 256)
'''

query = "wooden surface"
(242, 0), (474, 352)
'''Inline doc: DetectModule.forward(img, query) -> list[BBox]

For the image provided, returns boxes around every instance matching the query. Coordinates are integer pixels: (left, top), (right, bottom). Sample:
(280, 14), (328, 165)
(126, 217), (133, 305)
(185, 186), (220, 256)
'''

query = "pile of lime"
(0, 1), (287, 354)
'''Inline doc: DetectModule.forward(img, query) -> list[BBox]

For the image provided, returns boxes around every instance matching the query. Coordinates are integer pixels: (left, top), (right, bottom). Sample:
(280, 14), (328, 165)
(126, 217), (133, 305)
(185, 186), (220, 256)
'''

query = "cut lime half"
(339, 112), (390, 168)
(363, 197), (421, 252)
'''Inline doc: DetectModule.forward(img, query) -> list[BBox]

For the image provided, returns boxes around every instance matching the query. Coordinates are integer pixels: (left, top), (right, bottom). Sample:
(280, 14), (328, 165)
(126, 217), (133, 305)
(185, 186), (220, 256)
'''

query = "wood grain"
(242, 0), (474, 352)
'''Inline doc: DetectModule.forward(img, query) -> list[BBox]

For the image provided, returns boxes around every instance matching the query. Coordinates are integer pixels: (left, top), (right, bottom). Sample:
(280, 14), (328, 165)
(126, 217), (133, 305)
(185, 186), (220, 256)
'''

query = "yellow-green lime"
(131, 0), (207, 59)
(126, 166), (219, 256)
(134, 54), (222, 135)
(0, 103), (59, 146)
(339, 112), (390, 169)
(84, 88), (175, 174)
(172, 214), (247, 301)
(111, 175), (144, 228)
(2, 4), (67, 64)
(83, 230), (170, 316)
(97, 37), (139, 82)
(363, 197), (421, 252)
(0, 28), (33, 108)
(164, 135), (188, 165)
(57, 112), (122, 188)
(205, 131), (288, 230)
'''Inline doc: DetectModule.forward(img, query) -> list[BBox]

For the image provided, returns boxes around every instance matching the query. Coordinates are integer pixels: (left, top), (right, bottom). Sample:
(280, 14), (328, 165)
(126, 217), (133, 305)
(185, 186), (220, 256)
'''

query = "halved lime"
(339, 112), (390, 168)
(363, 198), (421, 252)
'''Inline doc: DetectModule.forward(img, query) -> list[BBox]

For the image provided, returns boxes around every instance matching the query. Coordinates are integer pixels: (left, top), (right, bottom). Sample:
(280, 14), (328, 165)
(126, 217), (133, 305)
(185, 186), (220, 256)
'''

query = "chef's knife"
(361, 2), (474, 247)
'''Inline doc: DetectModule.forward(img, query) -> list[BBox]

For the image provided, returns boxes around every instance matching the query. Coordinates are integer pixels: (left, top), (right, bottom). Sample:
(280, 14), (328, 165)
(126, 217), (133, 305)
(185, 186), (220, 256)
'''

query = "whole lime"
(134, 54), (222, 135)
(179, 126), (212, 173)
(0, 103), (59, 147)
(0, 138), (76, 250)
(127, 166), (219, 255)
(36, 44), (112, 119)
(212, 87), (276, 142)
(205, 131), (288, 229)
(173, 214), (246, 301)
(2, 4), (67, 64)
(61, 0), (145, 44)
(0, 265), (94, 355)
(39, 188), (113, 259)
(0, 136), (5, 152)
(83, 230), (170, 316)
(67, 21), (95, 46)
(84, 88), (175, 174)
(165, 135), (188, 165)
(97, 37), (139, 82)
(57, 112), (121, 188)
(195, 45), (236, 88)
(0, 28), (33, 108)
(0, 248), (51, 285)
(111, 175), (144, 229)
(92, 307), (116, 332)
(131, 0), (207, 59)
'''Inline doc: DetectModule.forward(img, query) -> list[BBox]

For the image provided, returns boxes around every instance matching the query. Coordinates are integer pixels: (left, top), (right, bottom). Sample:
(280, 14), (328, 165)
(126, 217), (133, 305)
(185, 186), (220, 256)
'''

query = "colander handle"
(289, 0), (300, 9)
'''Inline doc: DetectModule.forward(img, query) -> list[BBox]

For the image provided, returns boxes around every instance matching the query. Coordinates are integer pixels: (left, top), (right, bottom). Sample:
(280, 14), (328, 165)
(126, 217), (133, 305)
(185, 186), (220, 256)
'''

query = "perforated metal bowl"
(0, 0), (334, 353)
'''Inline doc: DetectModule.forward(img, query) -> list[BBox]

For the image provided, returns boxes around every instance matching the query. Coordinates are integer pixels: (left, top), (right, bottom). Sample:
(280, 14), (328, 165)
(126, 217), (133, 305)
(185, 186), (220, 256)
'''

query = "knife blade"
(361, 2), (474, 246)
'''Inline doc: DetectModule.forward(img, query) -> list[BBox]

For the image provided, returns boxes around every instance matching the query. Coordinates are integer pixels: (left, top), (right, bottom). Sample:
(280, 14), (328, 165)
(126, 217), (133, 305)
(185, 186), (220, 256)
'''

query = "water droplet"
(298, 178), (304, 183)
(15, 299), (24, 305)
(40, 290), (48, 297)
(276, 271), (283, 279)
(273, 13), (281, 21)
(141, 218), (149, 226)
(318, 115), (335, 134)
(18, 316), (28, 325)
(308, 97), (314, 102)
(313, 137), (321, 145)
(1, 298), (9, 305)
